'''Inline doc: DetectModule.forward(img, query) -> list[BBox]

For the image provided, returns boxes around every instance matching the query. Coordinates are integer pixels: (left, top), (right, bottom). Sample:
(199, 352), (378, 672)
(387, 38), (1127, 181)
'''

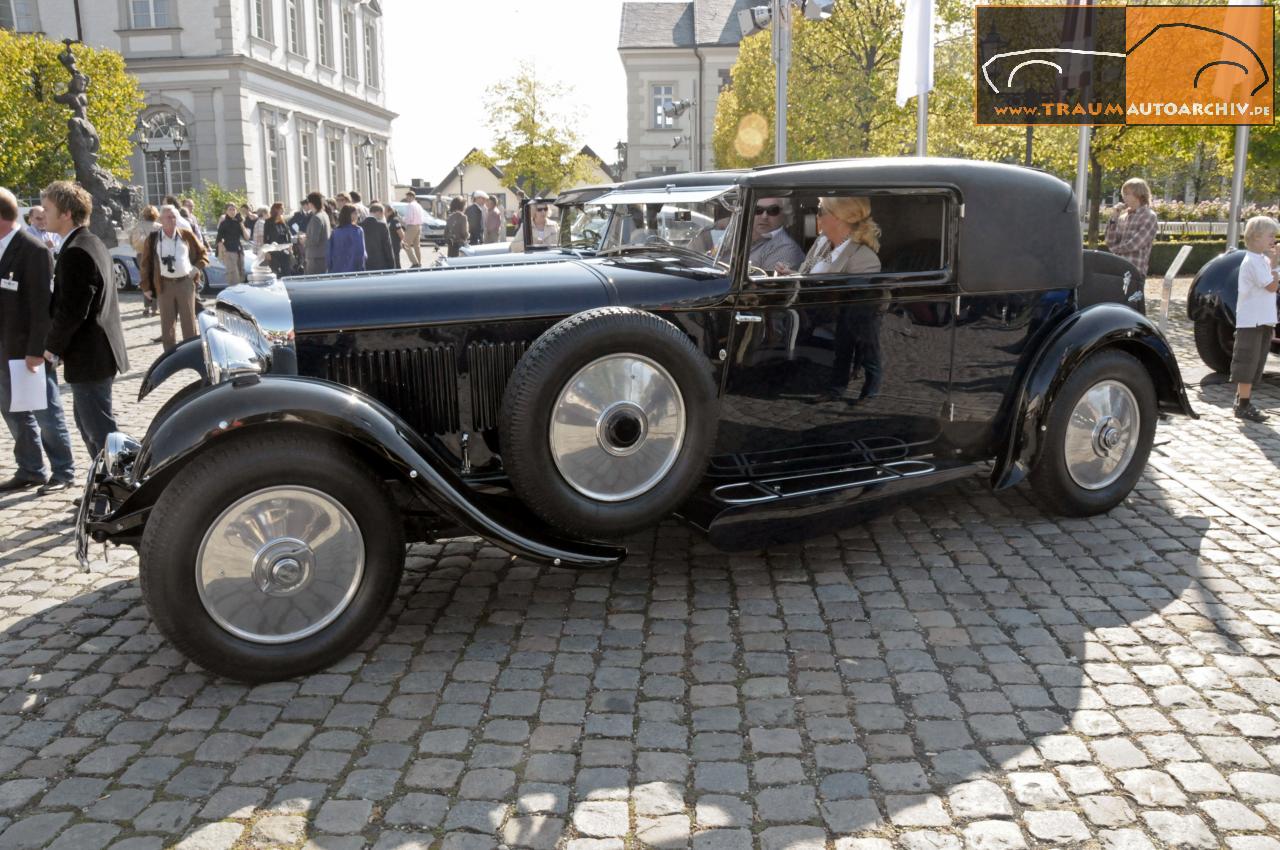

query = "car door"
(715, 188), (958, 476)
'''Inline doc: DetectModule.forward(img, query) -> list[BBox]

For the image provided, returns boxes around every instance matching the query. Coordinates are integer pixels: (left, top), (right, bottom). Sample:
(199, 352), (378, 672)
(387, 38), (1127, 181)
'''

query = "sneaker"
(1234, 401), (1269, 423)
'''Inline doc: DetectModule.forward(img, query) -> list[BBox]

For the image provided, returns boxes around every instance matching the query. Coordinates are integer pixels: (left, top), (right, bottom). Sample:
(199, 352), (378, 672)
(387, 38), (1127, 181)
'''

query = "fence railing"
(1155, 221), (1230, 236)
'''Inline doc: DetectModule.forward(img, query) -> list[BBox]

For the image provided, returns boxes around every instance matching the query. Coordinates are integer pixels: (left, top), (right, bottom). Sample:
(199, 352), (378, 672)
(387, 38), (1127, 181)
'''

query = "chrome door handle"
(735, 313), (763, 324)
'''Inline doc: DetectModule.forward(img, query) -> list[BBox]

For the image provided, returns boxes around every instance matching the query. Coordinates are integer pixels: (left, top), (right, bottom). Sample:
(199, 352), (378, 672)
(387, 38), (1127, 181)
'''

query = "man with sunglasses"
(748, 197), (805, 273)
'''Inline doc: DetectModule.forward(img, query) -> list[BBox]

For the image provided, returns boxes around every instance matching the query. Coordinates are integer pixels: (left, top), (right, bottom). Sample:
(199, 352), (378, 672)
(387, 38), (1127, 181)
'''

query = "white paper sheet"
(7, 360), (46, 413)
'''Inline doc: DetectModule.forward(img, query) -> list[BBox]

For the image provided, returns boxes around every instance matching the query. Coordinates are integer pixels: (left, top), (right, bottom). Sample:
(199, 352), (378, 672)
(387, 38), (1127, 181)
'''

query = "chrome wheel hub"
(550, 354), (686, 502)
(196, 486), (364, 644)
(1063, 380), (1140, 491)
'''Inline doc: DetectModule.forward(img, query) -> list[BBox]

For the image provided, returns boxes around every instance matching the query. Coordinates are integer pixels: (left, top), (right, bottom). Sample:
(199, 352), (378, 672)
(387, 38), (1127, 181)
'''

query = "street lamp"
(359, 135), (375, 200)
(737, 0), (836, 164)
(660, 99), (696, 167)
(613, 140), (628, 181)
(138, 113), (187, 200)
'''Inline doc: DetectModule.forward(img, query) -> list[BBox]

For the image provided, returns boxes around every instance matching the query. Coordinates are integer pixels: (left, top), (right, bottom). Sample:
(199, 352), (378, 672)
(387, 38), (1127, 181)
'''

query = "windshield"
(560, 203), (611, 250)
(600, 191), (740, 269)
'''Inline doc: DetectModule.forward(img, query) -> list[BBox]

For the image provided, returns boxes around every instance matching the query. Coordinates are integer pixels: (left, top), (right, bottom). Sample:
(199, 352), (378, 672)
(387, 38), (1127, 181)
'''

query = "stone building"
(616, 0), (752, 179)
(5, 0), (396, 212)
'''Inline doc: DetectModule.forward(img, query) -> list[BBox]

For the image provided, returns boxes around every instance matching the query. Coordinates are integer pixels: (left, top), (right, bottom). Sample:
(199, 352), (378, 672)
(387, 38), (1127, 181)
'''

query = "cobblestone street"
(0, 282), (1278, 850)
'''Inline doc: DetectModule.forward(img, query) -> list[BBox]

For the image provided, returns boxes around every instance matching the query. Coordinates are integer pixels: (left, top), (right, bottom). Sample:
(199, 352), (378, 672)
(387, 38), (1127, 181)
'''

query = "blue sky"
(384, 0), (642, 185)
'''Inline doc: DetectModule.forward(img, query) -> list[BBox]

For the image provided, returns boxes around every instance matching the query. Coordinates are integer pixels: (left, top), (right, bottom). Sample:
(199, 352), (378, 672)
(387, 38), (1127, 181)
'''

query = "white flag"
(896, 0), (935, 108)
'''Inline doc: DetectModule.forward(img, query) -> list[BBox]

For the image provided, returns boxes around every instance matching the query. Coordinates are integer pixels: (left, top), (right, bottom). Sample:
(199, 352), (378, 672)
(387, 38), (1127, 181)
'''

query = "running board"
(680, 459), (984, 550)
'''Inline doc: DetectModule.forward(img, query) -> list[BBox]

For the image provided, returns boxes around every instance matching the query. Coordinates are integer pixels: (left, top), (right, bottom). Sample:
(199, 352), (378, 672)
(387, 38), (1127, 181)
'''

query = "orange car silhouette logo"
(975, 5), (1274, 126)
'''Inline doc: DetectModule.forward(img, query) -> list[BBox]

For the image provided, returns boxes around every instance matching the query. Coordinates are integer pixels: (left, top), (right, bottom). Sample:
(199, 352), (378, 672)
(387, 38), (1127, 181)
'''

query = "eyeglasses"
(754, 205), (783, 217)
(534, 206), (548, 213)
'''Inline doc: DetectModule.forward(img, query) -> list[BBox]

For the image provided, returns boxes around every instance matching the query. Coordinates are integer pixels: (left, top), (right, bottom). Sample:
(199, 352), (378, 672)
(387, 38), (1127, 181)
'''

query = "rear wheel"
(1193, 316), (1234, 374)
(112, 259), (132, 291)
(1029, 350), (1156, 517)
(139, 432), (404, 682)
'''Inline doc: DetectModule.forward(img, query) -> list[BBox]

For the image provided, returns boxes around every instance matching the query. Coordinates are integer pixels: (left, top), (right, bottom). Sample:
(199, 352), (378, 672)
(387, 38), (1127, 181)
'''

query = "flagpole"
(916, 94), (927, 156)
(1226, 125), (1249, 250)
(773, 0), (790, 164)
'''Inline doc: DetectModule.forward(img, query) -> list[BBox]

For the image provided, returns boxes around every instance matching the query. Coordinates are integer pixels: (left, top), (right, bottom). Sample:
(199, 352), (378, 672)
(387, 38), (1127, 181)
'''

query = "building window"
(316, 0), (332, 67)
(652, 85), (675, 129)
(718, 68), (732, 92)
(129, 0), (170, 28)
(327, 133), (344, 195)
(341, 7), (357, 79)
(299, 123), (318, 196)
(262, 109), (286, 204)
(363, 22), (379, 88)
(251, 0), (271, 42)
(140, 111), (191, 203)
(374, 143), (387, 200)
(287, 0), (304, 54)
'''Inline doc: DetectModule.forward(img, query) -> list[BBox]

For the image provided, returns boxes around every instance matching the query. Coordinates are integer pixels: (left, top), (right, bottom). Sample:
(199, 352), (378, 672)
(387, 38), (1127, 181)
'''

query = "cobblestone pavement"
(1, 281), (1278, 850)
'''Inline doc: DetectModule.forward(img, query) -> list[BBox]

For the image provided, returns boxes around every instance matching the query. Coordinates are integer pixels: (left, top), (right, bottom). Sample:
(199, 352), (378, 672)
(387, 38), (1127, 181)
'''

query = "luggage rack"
(712, 458), (937, 506)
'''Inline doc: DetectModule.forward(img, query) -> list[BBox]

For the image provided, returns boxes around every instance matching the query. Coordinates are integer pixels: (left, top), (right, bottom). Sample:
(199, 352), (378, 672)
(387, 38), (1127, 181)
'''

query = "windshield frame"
(597, 188), (742, 271)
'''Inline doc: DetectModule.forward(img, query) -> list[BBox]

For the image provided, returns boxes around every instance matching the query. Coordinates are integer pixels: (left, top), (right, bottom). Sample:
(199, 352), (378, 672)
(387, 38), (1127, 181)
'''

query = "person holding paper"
(40, 181), (129, 461)
(0, 188), (76, 493)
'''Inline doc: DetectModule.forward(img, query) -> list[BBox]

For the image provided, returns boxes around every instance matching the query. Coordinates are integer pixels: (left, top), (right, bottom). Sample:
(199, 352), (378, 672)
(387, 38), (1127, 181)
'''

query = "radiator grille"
(468, 341), (527, 431)
(323, 347), (460, 435)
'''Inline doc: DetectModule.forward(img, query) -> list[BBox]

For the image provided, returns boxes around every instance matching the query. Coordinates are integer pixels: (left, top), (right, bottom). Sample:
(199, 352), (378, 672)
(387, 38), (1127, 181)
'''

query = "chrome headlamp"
(103, 431), (142, 482)
(199, 277), (294, 385)
(199, 310), (265, 384)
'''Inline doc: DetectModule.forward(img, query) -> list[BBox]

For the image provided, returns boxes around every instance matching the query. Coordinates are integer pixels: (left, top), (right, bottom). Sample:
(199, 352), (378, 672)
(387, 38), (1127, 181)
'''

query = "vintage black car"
(1187, 250), (1280, 373)
(78, 158), (1196, 682)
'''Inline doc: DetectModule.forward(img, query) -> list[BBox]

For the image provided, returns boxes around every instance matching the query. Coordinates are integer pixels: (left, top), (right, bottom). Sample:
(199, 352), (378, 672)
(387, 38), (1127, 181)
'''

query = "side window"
(747, 191), (951, 280)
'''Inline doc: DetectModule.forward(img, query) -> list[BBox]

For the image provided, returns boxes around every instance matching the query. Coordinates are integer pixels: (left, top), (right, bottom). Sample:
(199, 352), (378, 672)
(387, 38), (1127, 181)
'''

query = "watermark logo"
(975, 5), (1273, 126)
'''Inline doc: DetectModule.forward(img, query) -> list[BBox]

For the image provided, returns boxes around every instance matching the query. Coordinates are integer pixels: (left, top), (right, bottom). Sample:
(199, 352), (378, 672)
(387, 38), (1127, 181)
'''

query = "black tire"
(1029, 349), (1157, 517)
(1193, 316), (1234, 374)
(500, 307), (717, 538)
(112, 258), (132, 291)
(139, 432), (405, 682)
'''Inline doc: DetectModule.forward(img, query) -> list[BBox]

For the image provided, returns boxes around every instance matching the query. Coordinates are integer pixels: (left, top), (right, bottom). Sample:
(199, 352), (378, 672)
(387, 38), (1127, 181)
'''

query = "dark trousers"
(69, 378), (117, 459)
(0, 361), (76, 483)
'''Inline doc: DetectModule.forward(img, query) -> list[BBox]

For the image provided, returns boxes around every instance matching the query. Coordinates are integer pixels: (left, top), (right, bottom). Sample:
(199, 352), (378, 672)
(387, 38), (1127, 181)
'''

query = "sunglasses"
(534, 206), (548, 212)
(754, 205), (783, 217)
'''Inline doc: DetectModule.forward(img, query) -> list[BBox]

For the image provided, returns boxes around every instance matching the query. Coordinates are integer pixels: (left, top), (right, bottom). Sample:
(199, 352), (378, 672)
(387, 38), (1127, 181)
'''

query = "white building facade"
(8, 0), (396, 211)
(617, 0), (751, 179)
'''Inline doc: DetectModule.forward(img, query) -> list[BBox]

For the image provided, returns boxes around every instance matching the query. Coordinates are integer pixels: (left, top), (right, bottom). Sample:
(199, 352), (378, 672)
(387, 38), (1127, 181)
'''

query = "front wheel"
(1193, 316), (1234, 374)
(138, 432), (405, 682)
(1028, 349), (1156, 517)
(112, 259), (132, 291)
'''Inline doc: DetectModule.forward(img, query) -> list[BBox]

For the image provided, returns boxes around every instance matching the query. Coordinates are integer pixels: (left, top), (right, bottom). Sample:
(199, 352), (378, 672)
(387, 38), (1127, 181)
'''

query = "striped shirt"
(1104, 205), (1158, 277)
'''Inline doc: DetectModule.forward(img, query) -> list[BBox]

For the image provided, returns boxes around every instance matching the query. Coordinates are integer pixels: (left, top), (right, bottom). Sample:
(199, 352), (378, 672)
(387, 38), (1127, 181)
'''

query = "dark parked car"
(1187, 250), (1280, 373)
(78, 158), (1195, 681)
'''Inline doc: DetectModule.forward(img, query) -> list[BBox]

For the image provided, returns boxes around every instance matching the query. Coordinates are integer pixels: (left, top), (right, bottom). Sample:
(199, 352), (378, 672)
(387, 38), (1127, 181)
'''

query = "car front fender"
(1187, 250), (1243, 325)
(124, 375), (625, 569)
(138, 337), (207, 401)
(991, 303), (1196, 491)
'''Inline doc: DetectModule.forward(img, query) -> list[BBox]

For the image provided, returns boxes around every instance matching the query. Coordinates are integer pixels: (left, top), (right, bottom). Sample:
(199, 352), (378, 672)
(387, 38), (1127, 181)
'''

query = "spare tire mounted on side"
(500, 307), (717, 538)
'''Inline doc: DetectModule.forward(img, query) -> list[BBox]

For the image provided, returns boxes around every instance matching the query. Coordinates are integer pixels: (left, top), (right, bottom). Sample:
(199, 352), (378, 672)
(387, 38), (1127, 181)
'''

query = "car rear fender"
(138, 337), (207, 401)
(1187, 250), (1243, 325)
(991, 303), (1196, 491)
(125, 375), (625, 568)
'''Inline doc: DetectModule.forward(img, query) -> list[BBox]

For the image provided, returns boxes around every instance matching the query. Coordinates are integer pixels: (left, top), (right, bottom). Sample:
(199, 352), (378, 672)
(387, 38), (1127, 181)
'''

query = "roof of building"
(436, 148), (505, 192)
(618, 0), (755, 48)
(693, 0), (756, 45)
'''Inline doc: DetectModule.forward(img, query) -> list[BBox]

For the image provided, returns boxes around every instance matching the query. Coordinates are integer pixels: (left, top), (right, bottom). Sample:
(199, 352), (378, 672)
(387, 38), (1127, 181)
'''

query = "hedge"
(1145, 241), (1226, 277)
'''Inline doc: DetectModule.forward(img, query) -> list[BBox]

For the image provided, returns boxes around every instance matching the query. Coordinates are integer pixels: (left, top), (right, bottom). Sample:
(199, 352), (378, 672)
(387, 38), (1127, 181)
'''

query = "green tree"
(471, 63), (600, 198)
(0, 32), (144, 198)
(191, 181), (248, 231)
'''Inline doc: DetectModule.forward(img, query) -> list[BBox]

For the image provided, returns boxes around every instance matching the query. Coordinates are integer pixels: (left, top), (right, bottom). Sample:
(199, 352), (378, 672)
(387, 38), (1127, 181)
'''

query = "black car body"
(79, 158), (1195, 681)
(1186, 250), (1280, 373)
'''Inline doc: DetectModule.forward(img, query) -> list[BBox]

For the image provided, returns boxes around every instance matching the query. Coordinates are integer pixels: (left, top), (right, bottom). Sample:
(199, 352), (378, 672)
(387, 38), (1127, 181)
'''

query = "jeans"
(69, 378), (117, 460)
(0, 361), (76, 483)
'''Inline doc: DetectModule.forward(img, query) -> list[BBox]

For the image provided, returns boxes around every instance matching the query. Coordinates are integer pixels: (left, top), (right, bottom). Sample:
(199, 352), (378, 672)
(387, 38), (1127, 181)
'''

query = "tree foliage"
(191, 181), (248, 231)
(473, 63), (602, 198)
(0, 32), (144, 198)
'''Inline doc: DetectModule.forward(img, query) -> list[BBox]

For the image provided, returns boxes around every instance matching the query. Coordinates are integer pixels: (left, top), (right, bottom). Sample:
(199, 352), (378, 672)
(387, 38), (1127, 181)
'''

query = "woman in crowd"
(327, 204), (367, 273)
(129, 205), (162, 316)
(1105, 177), (1158, 278)
(251, 206), (269, 249)
(385, 204), (406, 269)
(445, 196), (469, 258)
(262, 202), (294, 277)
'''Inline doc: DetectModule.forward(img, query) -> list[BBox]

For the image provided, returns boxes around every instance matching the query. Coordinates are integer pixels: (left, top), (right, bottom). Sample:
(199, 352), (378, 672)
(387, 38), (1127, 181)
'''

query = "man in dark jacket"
(360, 204), (396, 271)
(0, 187), (76, 492)
(466, 192), (486, 246)
(41, 181), (129, 460)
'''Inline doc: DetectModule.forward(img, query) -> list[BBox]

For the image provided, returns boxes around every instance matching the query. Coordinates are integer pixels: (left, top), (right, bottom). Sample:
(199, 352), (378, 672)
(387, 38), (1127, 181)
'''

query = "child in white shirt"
(1232, 216), (1279, 422)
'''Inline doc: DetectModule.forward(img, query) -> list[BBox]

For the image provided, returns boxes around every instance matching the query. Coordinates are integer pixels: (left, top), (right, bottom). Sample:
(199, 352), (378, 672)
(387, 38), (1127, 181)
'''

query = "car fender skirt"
(133, 376), (625, 569)
(138, 338), (207, 402)
(992, 304), (1197, 491)
(1186, 250), (1244, 324)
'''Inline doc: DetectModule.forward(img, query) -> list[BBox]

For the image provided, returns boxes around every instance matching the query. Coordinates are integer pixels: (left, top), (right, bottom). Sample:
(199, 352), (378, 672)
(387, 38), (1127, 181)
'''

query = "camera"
(161, 255), (176, 273)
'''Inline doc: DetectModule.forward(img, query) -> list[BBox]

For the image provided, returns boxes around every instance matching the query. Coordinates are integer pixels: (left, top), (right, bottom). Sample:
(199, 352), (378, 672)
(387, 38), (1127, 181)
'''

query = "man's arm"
(21, 241), (54, 361)
(44, 247), (98, 357)
(1107, 210), (1156, 254)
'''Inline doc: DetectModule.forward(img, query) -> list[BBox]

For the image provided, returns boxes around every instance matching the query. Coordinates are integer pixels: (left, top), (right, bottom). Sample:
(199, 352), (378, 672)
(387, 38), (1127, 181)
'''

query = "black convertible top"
(617, 157), (1082, 294)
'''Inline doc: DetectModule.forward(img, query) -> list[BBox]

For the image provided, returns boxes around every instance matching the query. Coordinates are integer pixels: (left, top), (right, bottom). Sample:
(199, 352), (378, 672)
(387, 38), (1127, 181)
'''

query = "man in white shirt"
(1231, 216), (1279, 422)
(748, 197), (805, 272)
(401, 191), (425, 268)
(140, 205), (208, 352)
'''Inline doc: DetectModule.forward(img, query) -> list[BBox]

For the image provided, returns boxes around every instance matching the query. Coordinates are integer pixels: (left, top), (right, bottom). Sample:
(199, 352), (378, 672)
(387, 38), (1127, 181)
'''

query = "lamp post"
(613, 140), (628, 181)
(359, 135), (375, 200)
(138, 113), (187, 201)
(660, 99), (696, 169)
(738, 0), (835, 164)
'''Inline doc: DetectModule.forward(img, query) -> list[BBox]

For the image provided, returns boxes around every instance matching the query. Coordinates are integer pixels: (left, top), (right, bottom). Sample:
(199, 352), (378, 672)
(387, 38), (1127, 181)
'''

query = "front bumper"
(76, 432), (147, 569)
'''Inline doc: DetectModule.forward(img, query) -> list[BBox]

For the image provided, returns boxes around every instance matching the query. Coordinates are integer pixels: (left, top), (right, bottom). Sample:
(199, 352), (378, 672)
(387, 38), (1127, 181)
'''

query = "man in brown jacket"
(141, 204), (208, 351)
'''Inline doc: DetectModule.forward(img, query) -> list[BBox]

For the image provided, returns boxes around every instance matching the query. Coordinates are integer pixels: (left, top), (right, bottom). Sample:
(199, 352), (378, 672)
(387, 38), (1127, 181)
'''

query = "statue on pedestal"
(52, 39), (135, 247)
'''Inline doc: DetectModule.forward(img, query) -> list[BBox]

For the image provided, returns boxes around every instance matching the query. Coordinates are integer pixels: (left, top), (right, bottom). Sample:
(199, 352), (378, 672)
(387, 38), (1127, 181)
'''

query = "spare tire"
(500, 307), (717, 538)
